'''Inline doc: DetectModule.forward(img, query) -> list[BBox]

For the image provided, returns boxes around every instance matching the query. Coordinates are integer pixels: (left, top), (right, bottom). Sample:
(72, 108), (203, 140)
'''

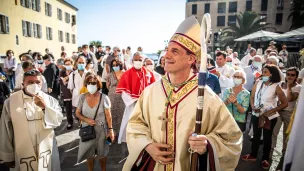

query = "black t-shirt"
(155, 66), (165, 75)
(95, 51), (106, 60)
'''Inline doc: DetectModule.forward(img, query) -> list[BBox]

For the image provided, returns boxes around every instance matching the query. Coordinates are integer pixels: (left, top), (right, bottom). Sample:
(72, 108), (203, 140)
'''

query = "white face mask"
(133, 61), (143, 69)
(26, 83), (41, 95)
(147, 65), (154, 71)
(87, 85), (97, 94)
(89, 64), (94, 69)
(233, 78), (243, 86)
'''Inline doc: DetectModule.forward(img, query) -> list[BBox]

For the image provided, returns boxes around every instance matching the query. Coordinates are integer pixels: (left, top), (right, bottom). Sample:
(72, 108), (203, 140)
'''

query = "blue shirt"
(206, 73), (221, 94)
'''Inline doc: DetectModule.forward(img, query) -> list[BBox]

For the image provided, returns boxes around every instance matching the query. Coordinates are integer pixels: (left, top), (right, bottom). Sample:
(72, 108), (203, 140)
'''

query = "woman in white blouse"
(242, 64), (288, 170)
(273, 67), (302, 170)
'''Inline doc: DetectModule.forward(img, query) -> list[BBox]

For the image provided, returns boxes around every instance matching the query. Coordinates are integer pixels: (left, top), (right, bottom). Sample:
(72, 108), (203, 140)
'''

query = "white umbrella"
(274, 26), (304, 39)
(234, 30), (280, 41)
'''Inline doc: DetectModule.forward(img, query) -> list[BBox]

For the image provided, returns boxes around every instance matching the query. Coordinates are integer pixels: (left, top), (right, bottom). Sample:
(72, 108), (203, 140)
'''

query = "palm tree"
(89, 40), (102, 47)
(220, 11), (269, 52)
(288, 0), (304, 30)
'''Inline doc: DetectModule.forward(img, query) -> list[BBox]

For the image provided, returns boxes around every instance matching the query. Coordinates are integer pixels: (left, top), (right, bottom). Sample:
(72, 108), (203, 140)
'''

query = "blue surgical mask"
(65, 65), (73, 71)
(77, 64), (85, 70)
(227, 62), (233, 67)
(37, 60), (43, 64)
(262, 76), (270, 82)
(112, 66), (120, 72)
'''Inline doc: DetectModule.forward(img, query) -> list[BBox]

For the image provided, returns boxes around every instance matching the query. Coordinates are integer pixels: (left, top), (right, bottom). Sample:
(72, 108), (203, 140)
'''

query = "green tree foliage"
(288, 0), (304, 30)
(89, 40), (102, 47)
(220, 11), (269, 51)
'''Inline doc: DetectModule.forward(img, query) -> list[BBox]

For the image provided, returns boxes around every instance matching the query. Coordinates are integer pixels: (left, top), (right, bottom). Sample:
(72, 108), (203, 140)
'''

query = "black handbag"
(79, 94), (102, 142)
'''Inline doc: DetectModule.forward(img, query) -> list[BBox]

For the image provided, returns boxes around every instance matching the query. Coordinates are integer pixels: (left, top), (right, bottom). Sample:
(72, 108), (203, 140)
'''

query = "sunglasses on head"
(24, 70), (40, 76)
(87, 82), (97, 85)
(286, 73), (296, 77)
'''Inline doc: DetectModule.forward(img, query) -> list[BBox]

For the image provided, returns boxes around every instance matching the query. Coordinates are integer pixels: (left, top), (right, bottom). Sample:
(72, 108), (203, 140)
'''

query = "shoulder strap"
(73, 71), (75, 88)
(93, 93), (103, 120)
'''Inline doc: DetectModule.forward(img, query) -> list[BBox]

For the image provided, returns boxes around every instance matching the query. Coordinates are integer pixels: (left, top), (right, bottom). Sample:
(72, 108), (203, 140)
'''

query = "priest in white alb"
(123, 16), (242, 171)
(0, 70), (63, 171)
(214, 51), (235, 97)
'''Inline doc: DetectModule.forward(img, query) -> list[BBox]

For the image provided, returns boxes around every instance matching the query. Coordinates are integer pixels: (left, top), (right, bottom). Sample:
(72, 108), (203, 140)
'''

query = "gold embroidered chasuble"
(123, 74), (243, 171)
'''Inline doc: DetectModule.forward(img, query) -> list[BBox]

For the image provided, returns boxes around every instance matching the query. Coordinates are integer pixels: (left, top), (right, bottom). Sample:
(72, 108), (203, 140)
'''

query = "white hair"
(144, 58), (154, 67)
(253, 55), (262, 61)
(234, 70), (247, 84)
(267, 56), (279, 65)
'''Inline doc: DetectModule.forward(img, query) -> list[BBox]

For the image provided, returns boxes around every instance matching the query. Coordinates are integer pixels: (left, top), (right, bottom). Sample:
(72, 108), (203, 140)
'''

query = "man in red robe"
(116, 52), (156, 144)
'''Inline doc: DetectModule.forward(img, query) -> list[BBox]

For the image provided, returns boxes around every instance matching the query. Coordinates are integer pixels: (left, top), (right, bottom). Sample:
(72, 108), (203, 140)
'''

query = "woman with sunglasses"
(76, 74), (114, 171)
(106, 59), (125, 139)
(242, 64), (288, 170)
(272, 67), (302, 170)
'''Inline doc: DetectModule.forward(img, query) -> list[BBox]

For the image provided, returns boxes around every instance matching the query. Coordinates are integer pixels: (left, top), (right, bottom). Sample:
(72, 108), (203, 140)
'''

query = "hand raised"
(34, 95), (46, 109)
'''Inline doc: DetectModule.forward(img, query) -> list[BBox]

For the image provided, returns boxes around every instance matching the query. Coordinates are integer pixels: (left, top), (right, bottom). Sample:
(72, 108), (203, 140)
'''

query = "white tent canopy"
(234, 30), (281, 42)
(274, 26), (304, 39)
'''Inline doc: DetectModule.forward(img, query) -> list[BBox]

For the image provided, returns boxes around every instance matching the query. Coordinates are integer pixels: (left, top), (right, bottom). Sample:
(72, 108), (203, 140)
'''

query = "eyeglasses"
(286, 73), (296, 77)
(233, 75), (243, 79)
(87, 82), (97, 85)
(227, 61), (232, 62)
(24, 70), (40, 76)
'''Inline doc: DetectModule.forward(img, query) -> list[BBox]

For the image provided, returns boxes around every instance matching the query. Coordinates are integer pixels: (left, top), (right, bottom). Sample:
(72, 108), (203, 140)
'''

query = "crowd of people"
(0, 17), (304, 171)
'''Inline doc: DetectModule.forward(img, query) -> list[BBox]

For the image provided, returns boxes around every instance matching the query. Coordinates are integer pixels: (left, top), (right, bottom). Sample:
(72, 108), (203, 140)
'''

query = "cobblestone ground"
(55, 115), (284, 171)
(0, 116), (283, 171)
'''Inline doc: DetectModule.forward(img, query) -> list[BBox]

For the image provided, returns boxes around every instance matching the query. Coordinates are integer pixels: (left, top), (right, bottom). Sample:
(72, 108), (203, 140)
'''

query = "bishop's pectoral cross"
(158, 112), (169, 131)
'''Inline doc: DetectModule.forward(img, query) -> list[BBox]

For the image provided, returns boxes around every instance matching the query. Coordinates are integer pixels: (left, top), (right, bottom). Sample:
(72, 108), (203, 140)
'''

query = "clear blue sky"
(66, 0), (186, 53)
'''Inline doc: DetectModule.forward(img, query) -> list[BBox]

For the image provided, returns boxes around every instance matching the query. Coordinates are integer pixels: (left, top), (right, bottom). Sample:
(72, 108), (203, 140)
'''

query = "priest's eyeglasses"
(87, 82), (97, 85)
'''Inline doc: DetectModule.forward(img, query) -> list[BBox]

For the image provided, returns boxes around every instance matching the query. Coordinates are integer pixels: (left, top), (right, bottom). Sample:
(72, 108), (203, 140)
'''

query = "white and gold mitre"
(169, 16), (201, 59)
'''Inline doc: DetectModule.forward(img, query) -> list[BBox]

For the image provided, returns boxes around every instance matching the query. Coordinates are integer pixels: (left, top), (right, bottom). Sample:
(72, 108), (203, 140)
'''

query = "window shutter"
(21, 0), (25, 6)
(58, 30), (60, 41)
(45, 2), (47, 15)
(32, 0), (36, 11)
(57, 8), (59, 19)
(22, 20), (26, 36)
(38, 24), (42, 38)
(5, 16), (9, 33)
(49, 5), (52, 17)
(37, 0), (41, 12)
(50, 28), (53, 40)
(28, 0), (32, 9)
(33, 24), (35, 37)
(46, 27), (49, 39)
(28, 22), (32, 37)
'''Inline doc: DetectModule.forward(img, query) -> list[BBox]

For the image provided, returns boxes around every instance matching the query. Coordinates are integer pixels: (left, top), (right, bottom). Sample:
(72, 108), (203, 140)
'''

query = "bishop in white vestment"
(0, 70), (63, 171)
(123, 16), (242, 171)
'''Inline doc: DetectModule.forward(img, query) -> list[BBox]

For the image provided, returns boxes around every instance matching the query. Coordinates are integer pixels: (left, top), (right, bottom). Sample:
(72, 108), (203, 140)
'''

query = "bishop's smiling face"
(164, 42), (196, 74)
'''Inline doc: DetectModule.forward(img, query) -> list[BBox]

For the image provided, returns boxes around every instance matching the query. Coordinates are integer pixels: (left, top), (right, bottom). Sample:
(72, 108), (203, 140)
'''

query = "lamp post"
(218, 29), (222, 49)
